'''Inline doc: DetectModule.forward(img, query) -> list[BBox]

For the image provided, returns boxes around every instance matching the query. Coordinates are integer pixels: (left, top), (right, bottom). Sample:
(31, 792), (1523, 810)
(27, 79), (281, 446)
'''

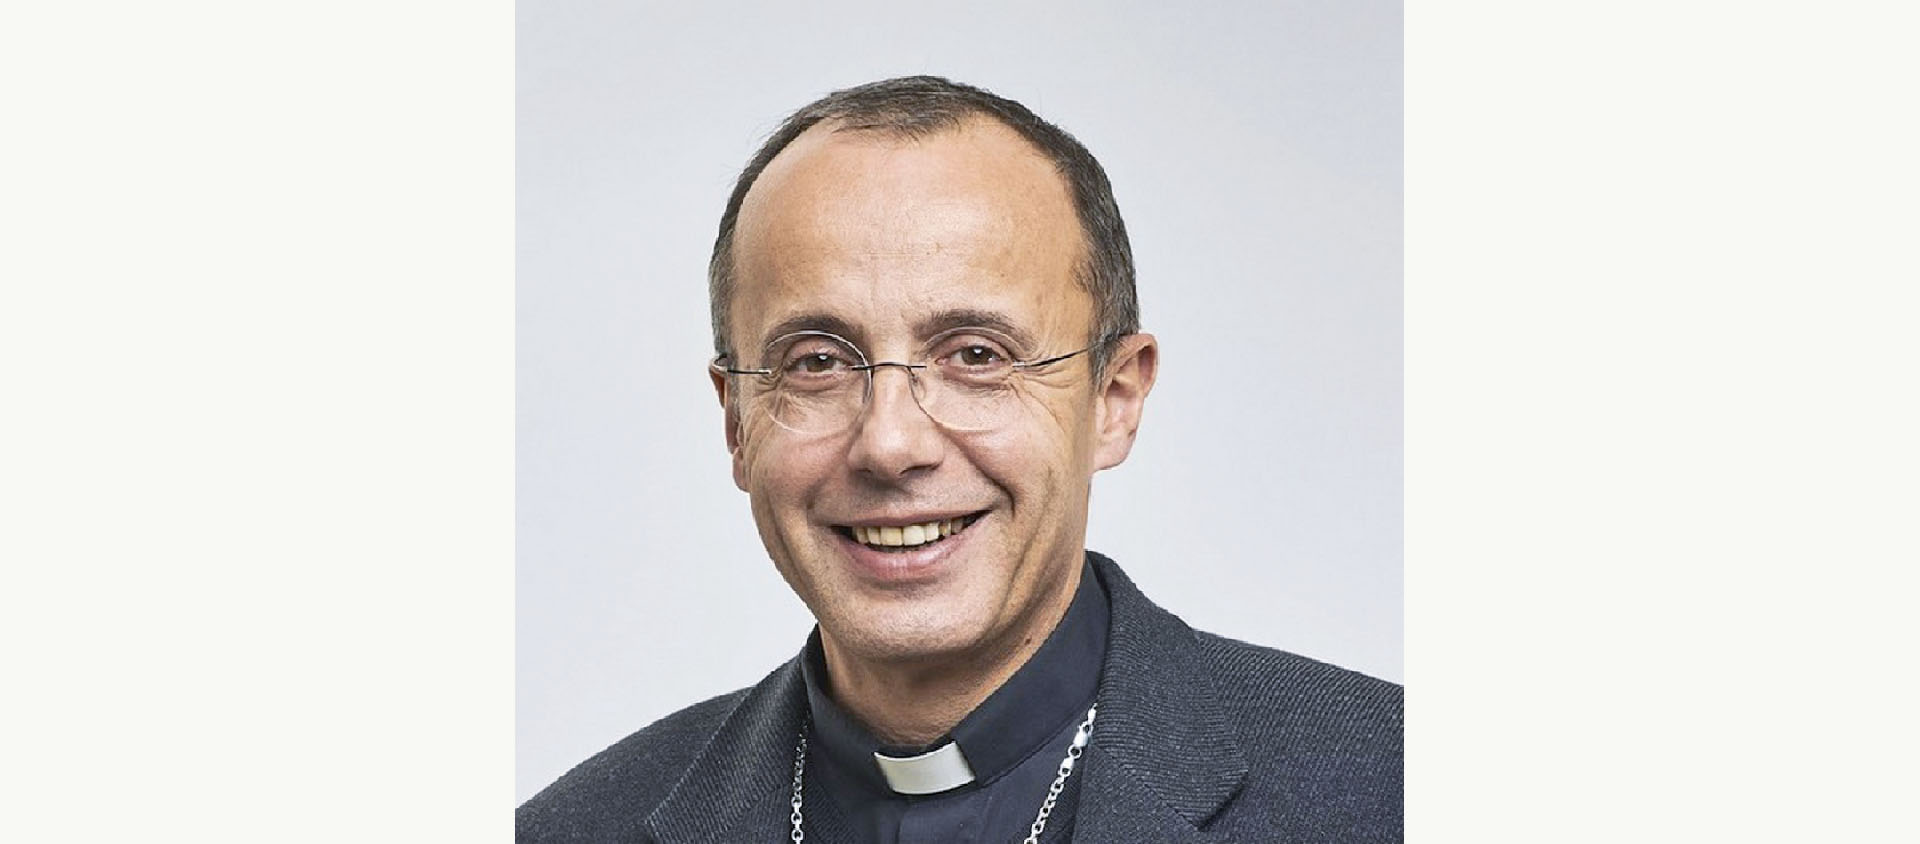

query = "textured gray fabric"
(518, 554), (1402, 842)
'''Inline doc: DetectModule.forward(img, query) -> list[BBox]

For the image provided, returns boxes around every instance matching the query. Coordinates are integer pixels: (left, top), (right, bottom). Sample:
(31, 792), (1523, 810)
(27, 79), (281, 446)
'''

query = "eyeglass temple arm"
(710, 357), (772, 377)
(1016, 348), (1086, 370)
(1020, 332), (1130, 370)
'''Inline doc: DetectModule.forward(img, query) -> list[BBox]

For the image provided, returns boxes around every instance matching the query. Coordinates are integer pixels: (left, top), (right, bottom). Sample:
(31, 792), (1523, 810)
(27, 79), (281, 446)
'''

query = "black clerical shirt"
(798, 560), (1110, 844)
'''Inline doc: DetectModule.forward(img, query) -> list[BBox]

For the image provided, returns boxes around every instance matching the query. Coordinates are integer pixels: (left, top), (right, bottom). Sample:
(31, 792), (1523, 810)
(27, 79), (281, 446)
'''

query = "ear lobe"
(1092, 333), (1159, 471)
(710, 366), (749, 491)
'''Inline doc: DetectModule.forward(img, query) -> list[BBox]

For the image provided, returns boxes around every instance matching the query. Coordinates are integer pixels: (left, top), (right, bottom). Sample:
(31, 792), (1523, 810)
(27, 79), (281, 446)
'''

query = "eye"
(771, 334), (861, 382)
(781, 349), (856, 377)
(931, 332), (1017, 385)
(952, 344), (1006, 368)
(792, 352), (843, 374)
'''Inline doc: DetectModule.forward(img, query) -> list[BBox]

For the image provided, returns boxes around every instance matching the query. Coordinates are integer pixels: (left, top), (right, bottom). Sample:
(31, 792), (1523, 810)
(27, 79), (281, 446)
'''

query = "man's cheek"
(742, 440), (831, 503)
(1006, 384), (1091, 444)
(964, 425), (1050, 474)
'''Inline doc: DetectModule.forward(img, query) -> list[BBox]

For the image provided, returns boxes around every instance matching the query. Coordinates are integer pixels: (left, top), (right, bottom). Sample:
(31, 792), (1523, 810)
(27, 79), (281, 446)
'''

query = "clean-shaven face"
(718, 118), (1105, 667)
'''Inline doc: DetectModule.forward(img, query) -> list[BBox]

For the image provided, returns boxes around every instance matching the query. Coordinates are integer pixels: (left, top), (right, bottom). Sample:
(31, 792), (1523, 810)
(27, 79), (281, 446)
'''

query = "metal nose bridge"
(853, 361), (927, 376)
(852, 361), (932, 415)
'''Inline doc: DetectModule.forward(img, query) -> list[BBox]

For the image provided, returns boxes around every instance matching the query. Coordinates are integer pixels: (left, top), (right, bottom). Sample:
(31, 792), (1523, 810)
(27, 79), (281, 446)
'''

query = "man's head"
(708, 77), (1158, 670)
(709, 76), (1138, 376)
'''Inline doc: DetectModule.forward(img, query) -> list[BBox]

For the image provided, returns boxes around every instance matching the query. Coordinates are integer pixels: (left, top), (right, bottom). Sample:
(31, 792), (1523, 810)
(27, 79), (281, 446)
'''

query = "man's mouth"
(833, 512), (985, 552)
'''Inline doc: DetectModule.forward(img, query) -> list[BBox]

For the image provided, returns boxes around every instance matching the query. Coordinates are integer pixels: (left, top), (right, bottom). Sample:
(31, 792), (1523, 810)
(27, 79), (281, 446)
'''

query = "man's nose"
(846, 365), (944, 479)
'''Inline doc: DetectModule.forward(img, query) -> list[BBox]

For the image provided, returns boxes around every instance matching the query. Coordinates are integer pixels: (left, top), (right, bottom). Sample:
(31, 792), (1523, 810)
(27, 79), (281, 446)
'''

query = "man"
(518, 76), (1401, 843)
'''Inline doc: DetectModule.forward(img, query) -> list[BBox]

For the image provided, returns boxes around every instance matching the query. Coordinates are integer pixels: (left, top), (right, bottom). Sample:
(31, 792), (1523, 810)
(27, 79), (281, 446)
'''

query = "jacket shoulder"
(516, 688), (747, 843)
(1197, 632), (1402, 736)
(1196, 633), (1402, 833)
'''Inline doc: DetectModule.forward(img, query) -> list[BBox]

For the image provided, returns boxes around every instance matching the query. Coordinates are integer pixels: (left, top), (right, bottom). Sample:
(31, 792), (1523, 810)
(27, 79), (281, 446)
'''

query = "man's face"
(716, 118), (1152, 667)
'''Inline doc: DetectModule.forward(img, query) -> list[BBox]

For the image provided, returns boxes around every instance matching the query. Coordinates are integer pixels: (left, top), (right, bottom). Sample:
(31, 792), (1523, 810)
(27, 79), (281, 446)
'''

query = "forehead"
(729, 118), (1091, 351)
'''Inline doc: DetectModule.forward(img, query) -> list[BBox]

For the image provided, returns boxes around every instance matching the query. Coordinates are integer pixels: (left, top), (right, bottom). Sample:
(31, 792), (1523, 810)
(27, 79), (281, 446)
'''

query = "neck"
(820, 566), (1083, 747)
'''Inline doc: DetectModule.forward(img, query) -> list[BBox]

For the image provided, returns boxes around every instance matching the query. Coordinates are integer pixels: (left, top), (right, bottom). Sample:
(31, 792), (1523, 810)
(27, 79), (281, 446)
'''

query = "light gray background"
(517, 0), (1400, 803)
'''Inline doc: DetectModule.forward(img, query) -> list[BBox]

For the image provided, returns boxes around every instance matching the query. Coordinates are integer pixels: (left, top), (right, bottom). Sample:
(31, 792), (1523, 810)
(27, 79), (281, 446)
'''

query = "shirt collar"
(800, 556), (1111, 797)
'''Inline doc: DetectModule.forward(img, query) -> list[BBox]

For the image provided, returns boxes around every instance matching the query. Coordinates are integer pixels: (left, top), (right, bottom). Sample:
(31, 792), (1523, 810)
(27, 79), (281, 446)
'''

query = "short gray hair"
(708, 76), (1138, 374)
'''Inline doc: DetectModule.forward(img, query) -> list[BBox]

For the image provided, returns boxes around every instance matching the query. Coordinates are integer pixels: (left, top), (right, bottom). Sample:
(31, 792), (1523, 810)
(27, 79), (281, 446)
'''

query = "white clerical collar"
(872, 740), (975, 795)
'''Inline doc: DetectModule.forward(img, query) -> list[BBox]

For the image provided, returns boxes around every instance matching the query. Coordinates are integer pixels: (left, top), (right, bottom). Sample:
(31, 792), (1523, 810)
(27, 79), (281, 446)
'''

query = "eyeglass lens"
(753, 331), (1030, 434)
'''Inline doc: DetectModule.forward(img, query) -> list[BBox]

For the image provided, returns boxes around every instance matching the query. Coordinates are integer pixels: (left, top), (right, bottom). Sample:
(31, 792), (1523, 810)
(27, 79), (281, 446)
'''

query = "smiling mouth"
(834, 512), (986, 552)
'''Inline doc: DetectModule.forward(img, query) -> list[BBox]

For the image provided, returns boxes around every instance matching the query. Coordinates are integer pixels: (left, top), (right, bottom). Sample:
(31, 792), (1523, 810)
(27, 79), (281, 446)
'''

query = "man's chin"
(818, 555), (1011, 661)
(817, 600), (997, 666)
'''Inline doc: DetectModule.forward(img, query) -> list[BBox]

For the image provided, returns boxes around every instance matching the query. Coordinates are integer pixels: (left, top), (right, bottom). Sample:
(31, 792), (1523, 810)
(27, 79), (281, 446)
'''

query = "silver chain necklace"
(788, 703), (1097, 844)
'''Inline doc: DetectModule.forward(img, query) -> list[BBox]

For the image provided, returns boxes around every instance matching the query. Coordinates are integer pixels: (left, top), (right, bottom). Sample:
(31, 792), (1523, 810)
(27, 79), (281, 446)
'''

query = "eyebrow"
(756, 312), (868, 351)
(914, 309), (1037, 352)
(753, 308), (1041, 356)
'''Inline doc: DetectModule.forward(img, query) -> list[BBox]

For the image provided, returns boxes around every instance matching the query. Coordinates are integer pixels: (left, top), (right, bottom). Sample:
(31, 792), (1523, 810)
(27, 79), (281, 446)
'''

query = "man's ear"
(710, 366), (749, 491)
(1092, 333), (1159, 471)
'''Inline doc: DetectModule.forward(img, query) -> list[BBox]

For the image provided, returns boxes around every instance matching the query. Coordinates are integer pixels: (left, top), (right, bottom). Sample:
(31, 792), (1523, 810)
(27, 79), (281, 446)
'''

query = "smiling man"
(518, 76), (1402, 843)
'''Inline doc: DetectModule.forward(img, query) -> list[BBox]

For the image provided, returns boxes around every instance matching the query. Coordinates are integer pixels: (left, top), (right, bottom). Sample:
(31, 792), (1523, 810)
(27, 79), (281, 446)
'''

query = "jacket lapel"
(1075, 554), (1250, 842)
(640, 657), (808, 844)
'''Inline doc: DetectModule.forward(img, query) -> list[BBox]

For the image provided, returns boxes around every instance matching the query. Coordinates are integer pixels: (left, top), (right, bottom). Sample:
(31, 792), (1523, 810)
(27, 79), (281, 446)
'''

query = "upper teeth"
(853, 519), (963, 547)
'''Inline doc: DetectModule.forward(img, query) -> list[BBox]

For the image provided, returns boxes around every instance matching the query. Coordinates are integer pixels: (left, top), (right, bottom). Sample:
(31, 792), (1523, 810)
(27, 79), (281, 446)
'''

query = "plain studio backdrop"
(517, 1), (1401, 802)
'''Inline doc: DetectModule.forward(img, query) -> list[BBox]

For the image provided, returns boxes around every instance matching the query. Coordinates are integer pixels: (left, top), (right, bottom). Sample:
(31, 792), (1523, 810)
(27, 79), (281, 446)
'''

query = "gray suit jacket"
(518, 554), (1402, 842)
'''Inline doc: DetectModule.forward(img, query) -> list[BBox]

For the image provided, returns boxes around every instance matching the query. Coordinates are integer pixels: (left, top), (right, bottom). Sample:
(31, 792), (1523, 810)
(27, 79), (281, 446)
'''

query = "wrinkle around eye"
(996, 376), (1085, 443)
(1002, 365), (1083, 403)
(1013, 361), (1084, 390)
